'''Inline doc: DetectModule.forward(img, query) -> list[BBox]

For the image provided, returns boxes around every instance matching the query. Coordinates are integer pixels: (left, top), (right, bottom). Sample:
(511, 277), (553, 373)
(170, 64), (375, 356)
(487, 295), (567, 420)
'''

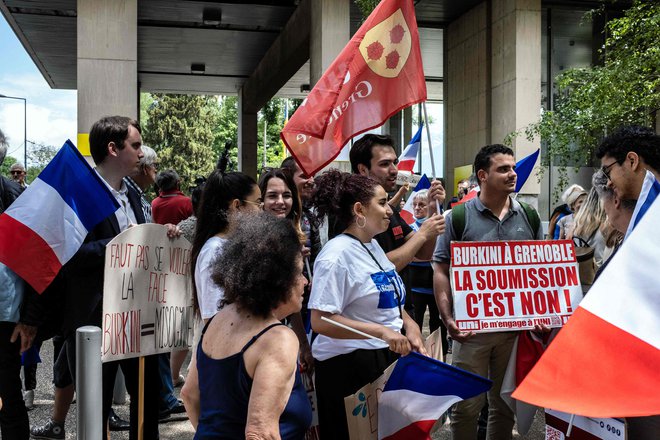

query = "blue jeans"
(158, 353), (179, 411)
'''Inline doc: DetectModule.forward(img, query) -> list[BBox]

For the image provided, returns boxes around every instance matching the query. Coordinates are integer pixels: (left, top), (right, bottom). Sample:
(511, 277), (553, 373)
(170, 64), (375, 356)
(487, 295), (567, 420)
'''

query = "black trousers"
(0, 321), (30, 440)
(315, 348), (398, 440)
(62, 335), (161, 440)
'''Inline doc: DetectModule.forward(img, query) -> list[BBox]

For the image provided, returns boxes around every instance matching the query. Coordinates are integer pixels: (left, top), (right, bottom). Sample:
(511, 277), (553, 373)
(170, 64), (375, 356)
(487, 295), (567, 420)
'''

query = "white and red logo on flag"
(281, 0), (427, 176)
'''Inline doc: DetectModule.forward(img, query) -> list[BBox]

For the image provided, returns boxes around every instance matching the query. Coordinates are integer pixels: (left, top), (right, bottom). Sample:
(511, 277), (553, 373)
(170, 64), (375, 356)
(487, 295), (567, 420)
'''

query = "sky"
(0, 15), (77, 165)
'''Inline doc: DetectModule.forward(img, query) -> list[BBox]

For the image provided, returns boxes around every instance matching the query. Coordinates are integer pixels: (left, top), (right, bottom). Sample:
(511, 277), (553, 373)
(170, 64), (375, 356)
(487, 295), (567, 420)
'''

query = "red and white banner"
(281, 0), (427, 176)
(450, 240), (583, 332)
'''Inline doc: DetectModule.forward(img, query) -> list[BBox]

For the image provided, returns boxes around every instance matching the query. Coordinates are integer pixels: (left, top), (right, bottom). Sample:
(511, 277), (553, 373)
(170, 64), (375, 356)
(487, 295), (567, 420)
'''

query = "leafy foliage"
(142, 94), (218, 190)
(508, 0), (660, 193)
(26, 141), (59, 182)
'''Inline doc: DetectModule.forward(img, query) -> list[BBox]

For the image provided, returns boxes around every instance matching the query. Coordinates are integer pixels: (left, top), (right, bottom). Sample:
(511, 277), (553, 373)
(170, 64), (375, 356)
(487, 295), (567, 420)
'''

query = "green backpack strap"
(451, 203), (466, 241)
(519, 201), (541, 237)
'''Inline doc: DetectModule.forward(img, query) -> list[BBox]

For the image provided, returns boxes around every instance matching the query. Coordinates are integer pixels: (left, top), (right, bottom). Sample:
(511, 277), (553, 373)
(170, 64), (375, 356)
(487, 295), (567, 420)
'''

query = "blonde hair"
(572, 187), (605, 240)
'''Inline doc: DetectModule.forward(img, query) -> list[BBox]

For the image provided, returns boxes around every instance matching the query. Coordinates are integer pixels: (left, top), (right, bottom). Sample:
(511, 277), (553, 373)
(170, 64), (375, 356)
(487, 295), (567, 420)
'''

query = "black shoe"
(31, 419), (65, 439)
(159, 400), (187, 422)
(108, 408), (130, 431)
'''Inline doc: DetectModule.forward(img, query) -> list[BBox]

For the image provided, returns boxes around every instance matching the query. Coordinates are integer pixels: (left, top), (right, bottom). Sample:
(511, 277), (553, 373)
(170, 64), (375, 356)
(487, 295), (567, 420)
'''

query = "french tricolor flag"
(378, 352), (492, 440)
(400, 174), (431, 225)
(513, 173), (660, 417)
(0, 140), (119, 293)
(397, 124), (423, 173)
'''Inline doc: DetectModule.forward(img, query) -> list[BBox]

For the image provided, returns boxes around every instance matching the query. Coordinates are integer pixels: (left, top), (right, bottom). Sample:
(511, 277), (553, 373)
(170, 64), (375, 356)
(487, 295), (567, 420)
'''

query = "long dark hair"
(258, 168), (304, 242)
(190, 170), (257, 314)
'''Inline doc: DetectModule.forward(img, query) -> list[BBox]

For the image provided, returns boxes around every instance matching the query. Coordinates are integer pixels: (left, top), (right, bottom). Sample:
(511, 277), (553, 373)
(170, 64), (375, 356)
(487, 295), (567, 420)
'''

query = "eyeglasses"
(601, 160), (620, 180)
(242, 199), (264, 209)
(10, 171), (24, 175)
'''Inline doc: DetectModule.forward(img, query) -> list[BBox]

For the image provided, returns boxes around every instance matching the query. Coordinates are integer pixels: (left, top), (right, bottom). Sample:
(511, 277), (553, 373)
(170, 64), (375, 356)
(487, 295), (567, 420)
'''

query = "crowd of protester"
(0, 119), (658, 440)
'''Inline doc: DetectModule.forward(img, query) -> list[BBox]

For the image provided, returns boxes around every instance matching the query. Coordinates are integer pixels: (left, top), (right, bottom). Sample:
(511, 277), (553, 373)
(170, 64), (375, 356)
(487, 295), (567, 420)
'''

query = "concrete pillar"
(77, 0), (138, 158)
(310, 0), (350, 86)
(445, 0), (541, 200)
(238, 88), (258, 179)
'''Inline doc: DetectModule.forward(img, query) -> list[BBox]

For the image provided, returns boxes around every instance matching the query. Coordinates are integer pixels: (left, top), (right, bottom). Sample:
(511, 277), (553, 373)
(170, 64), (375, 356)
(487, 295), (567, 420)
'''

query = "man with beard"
(346, 134), (445, 271)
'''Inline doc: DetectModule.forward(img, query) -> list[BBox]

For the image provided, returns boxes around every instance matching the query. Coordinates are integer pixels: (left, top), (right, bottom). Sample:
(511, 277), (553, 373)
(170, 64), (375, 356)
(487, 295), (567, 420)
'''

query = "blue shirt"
(0, 263), (25, 323)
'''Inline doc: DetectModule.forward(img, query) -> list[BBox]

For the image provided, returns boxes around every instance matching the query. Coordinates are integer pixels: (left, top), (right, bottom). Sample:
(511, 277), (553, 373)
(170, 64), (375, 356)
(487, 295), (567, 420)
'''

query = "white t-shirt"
(194, 236), (226, 320)
(309, 234), (405, 361)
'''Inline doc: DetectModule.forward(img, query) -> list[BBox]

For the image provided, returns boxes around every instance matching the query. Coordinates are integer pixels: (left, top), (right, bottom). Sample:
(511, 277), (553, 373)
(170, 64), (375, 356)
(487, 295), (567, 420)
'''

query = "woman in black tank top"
(181, 214), (312, 439)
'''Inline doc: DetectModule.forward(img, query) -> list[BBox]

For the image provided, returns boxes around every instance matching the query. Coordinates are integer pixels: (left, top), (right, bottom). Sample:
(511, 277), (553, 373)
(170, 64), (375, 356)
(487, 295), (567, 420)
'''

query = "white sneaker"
(23, 389), (35, 410)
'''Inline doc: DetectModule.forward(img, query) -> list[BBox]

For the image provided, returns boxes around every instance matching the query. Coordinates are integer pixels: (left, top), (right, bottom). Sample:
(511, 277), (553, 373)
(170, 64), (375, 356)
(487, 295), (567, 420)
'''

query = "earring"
(356, 215), (367, 229)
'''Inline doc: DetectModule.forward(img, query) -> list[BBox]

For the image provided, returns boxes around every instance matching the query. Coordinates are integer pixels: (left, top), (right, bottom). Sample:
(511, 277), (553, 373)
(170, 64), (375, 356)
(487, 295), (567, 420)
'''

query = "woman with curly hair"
(190, 170), (262, 322)
(182, 214), (312, 439)
(307, 169), (427, 439)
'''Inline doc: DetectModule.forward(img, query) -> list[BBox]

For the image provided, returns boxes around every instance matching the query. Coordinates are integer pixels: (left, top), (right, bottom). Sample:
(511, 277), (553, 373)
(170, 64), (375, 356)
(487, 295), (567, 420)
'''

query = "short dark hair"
(89, 116), (141, 165)
(309, 169), (379, 231)
(212, 213), (302, 318)
(280, 156), (299, 174)
(156, 170), (180, 192)
(473, 144), (514, 174)
(595, 125), (660, 172)
(349, 134), (395, 173)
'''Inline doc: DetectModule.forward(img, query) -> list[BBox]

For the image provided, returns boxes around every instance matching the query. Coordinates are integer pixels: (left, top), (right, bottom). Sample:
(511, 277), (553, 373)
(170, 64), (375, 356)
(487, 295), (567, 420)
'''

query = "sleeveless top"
(194, 320), (312, 439)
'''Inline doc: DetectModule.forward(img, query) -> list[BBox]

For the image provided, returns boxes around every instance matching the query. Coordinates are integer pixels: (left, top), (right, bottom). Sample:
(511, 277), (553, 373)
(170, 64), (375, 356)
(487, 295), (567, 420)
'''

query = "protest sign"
(451, 240), (583, 332)
(102, 224), (193, 362)
(396, 171), (423, 187)
(545, 409), (626, 440)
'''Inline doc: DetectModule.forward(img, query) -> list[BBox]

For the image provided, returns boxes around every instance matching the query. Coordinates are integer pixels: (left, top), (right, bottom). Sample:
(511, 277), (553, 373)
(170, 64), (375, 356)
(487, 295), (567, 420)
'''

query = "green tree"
(214, 96), (239, 171)
(26, 141), (59, 182)
(0, 155), (17, 180)
(143, 94), (219, 190)
(258, 98), (288, 170)
(508, 0), (660, 193)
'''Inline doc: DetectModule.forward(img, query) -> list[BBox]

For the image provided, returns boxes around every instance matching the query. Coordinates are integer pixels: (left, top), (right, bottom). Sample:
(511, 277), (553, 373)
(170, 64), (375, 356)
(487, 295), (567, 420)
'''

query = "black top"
(375, 209), (413, 253)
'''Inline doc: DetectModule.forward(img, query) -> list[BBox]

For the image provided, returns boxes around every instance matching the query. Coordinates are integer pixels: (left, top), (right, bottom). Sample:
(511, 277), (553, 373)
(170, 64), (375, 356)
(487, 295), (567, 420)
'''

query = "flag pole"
(321, 316), (387, 344)
(422, 102), (441, 212)
(566, 414), (575, 437)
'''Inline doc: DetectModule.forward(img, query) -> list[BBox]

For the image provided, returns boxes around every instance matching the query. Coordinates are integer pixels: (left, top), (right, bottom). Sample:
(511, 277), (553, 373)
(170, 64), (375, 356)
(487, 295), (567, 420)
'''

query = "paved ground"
(25, 339), (194, 439)
(23, 320), (545, 440)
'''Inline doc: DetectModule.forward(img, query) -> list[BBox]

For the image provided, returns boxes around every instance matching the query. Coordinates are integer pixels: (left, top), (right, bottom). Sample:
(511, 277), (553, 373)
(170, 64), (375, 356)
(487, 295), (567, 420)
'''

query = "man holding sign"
(56, 117), (161, 439)
(432, 144), (543, 439)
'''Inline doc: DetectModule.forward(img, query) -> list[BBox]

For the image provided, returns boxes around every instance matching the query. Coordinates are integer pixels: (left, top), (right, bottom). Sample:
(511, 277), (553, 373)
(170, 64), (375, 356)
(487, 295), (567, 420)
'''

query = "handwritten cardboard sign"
(450, 240), (583, 332)
(102, 224), (193, 362)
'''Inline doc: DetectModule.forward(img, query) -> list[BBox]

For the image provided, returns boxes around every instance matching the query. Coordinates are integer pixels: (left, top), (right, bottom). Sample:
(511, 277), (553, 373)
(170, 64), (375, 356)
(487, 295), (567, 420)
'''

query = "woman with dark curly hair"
(191, 170), (262, 322)
(307, 169), (427, 439)
(181, 214), (312, 439)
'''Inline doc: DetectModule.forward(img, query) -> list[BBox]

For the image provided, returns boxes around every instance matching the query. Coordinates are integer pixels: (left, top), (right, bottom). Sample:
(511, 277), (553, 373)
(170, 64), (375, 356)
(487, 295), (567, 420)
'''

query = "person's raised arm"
(432, 261), (474, 343)
(385, 214), (445, 271)
(245, 328), (299, 440)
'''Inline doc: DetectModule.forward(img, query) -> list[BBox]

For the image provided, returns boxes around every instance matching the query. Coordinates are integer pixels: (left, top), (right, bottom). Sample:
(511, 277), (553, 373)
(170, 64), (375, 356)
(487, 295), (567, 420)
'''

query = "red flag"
(281, 0), (427, 176)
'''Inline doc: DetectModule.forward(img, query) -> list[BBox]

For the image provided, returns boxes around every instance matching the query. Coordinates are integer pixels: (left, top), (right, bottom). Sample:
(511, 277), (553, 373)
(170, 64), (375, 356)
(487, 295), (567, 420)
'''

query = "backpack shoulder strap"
(519, 201), (541, 237)
(451, 203), (466, 241)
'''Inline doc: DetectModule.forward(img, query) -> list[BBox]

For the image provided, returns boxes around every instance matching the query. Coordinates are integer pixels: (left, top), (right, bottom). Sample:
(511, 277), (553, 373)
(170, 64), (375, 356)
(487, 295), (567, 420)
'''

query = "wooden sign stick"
(138, 356), (145, 440)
